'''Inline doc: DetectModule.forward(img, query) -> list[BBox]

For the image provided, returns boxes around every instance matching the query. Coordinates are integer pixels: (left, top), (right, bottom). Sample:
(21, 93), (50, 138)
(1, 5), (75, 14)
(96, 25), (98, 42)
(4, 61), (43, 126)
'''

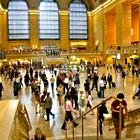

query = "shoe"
(115, 136), (119, 139)
(91, 113), (95, 115)
(61, 127), (67, 130)
(45, 119), (50, 121)
(74, 123), (79, 127)
(53, 114), (55, 119)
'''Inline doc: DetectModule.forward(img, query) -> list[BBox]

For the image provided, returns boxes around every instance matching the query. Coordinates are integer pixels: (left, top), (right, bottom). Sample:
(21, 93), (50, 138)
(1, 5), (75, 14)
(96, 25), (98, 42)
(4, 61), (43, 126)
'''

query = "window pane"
(39, 0), (59, 39)
(69, 0), (88, 39)
(8, 0), (29, 40)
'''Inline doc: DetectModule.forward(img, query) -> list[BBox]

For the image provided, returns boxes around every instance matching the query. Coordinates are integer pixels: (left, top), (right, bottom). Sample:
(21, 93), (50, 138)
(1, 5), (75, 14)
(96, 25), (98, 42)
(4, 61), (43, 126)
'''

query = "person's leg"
(68, 111), (78, 127)
(49, 108), (55, 119)
(46, 108), (50, 121)
(0, 91), (2, 98)
(51, 83), (54, 92)
(99, 119), (103, 135)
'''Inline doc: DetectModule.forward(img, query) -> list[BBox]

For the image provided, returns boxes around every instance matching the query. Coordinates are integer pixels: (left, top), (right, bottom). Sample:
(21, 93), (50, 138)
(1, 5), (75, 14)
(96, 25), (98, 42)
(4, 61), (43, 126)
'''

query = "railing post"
(97, 107), (99, 140)
(119, 100), (122, 140)
(73, 122), (74, 140)
(82, 116), (84, 140)
(65, 121), (67, 139)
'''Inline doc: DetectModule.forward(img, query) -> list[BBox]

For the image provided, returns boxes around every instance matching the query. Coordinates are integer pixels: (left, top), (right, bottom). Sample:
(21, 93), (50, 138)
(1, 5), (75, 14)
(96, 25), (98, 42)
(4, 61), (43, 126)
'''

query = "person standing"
(50, 75), (55, 93)
(99, 100), (108, 135)
(111, 93), (128, 139)
(45, 92), (55, 121)
(98, 77), (105, 98)
(0, 82), (4, 99)
(61, 95), (79, 130)
(107, 73), (112, 88)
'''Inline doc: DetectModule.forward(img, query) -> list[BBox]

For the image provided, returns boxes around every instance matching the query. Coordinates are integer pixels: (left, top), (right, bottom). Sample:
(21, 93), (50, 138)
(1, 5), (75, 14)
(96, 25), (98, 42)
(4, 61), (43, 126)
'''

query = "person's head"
(80, 90), (84, 95)
(52, 75), (54, 77)
(35, 128), (43, 136)
(43, 91), (47, 95)
(67, 94), (72, 100)
(101, 100), (106, 105)
(117, 93), (125, 99)
(47, 92), (50, 97)
(59, 84), (63, 88)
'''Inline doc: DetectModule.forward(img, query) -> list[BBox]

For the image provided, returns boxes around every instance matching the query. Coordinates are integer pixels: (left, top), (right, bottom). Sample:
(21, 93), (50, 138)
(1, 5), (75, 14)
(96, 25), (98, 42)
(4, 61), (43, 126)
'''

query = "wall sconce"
(112, 51), (115, 54)
(131, 29), (134, 36)
(124, 50), (127, 54)
(134, 50), (137, 54)
(106, 51), (110, 55)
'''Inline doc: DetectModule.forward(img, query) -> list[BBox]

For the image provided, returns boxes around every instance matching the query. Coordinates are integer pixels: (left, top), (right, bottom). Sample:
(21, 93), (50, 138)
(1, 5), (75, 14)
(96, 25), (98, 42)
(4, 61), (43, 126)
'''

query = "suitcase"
(112, 82), (116, 88)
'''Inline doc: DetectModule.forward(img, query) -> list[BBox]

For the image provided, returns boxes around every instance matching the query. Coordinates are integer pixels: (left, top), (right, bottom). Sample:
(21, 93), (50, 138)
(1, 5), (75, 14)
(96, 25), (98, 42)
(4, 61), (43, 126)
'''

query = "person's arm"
(111, 106), (119, 113)
(124, 105), (128, 117)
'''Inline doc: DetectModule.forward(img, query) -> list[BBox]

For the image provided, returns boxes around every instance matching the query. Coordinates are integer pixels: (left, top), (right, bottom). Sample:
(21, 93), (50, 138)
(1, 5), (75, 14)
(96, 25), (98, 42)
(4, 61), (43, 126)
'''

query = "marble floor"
(0, 66), (140, 140)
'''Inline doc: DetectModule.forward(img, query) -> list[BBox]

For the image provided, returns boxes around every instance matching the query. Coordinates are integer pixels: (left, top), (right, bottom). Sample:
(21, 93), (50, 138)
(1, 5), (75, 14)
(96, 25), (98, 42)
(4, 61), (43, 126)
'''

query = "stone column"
(29, 11), (39, 49)
(59, 11), (69, 51)
(116, 3), (131, 46)
(1, 11), (8, 50)
(116, 3), (131, 64)
(88, 13), (94, 52)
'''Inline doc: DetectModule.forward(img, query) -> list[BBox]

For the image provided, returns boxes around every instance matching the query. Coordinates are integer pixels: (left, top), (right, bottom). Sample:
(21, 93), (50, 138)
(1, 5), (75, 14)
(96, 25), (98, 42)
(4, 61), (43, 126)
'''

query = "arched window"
(8, 0), (29, 40)
(69, 0), (88, 39)
(39, 0), (59, 39)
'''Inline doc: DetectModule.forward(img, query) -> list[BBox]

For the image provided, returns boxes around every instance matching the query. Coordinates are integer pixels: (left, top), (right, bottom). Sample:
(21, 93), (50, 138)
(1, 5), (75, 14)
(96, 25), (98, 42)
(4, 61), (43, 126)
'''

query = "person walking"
(45, 92), (55, 121)
(61, 94), (79, 130)
(111, 93), (128, 139)
(50, 75), (55, 93)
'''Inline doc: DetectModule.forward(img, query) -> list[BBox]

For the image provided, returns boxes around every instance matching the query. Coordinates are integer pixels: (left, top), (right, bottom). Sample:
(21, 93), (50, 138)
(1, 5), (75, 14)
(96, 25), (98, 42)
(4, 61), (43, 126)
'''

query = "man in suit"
(107, 73), (112, 88)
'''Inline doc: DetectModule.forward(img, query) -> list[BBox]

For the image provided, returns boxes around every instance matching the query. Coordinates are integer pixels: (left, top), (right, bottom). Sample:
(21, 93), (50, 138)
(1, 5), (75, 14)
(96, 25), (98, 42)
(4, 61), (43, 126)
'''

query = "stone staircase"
(0, 100), (32, 140)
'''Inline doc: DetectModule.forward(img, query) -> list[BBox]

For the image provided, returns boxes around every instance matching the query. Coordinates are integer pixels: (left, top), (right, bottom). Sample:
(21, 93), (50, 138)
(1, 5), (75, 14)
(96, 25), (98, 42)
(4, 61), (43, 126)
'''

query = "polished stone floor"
(0, 66), (140, 140)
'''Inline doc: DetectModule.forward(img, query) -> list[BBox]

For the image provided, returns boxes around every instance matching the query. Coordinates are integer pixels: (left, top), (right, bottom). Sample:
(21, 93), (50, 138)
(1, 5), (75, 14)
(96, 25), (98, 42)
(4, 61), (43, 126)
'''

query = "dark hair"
(117, 93), (124, 99)
(67, 94), (72, 100)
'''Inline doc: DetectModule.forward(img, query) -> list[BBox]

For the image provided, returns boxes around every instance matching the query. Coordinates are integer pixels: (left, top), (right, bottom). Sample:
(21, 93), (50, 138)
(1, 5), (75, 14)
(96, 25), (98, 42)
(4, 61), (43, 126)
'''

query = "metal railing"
(65, 96), (123, 140)
(18, 103), (32, 131)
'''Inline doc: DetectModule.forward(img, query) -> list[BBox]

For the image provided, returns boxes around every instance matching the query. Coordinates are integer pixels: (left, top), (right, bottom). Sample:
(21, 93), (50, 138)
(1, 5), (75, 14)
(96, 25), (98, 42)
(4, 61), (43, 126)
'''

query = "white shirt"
(64, 77), (69, 84)
(98, 79), (104, 87)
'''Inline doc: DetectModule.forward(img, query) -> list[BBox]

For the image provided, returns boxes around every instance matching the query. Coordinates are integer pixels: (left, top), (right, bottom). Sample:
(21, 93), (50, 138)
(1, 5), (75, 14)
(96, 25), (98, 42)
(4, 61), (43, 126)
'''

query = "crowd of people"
(0, 62), (139, 140)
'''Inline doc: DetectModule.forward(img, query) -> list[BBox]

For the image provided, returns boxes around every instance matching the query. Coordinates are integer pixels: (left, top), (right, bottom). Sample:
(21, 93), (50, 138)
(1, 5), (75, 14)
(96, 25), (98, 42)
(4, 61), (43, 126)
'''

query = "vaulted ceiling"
(0, 0), (107, 11)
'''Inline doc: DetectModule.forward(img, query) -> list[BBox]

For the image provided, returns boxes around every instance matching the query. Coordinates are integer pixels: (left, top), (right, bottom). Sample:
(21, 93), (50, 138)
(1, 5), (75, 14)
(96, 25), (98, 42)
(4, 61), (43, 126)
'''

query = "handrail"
(23, 105), (32, 130)
(66, 96), (122, 140)
(18, 103), (32, 131)
(69, 96), (117, 123)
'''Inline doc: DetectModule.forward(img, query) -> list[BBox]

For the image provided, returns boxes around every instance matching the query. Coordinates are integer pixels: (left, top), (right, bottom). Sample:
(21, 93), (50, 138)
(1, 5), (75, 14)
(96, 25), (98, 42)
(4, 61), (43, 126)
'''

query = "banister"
(66, 95), (121, 140)
(23, 105), (32, 130)
(69, 96), (117, 123)
(18, 103), (32, 131)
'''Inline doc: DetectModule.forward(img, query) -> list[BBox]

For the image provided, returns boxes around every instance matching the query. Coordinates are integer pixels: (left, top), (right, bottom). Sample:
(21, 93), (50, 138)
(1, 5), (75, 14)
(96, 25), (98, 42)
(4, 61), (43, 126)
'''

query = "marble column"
(29, 11), (39, 49)
(59, 11), (69, 51)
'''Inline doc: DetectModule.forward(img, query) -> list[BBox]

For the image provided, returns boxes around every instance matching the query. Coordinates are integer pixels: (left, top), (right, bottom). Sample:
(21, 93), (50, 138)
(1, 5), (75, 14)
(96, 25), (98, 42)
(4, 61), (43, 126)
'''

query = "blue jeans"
(100, 86), (104, 98)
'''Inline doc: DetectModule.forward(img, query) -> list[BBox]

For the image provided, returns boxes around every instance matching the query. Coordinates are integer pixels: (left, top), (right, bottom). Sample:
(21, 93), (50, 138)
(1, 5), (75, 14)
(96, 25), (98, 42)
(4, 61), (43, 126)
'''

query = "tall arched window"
(39, 0), (59, 39)
(8, 0), (29, 40)
(69, 0), (88, 39)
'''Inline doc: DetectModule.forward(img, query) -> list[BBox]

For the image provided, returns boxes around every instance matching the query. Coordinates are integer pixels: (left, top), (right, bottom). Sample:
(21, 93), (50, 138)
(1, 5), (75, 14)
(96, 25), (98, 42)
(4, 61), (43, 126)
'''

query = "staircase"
(0, 100), (32, 140)
(62, 96), (140, 140)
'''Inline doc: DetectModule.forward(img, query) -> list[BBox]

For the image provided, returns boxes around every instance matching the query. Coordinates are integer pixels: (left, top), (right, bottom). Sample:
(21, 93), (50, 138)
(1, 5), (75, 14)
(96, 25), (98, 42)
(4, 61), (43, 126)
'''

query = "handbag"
(103, 113), (111, 120)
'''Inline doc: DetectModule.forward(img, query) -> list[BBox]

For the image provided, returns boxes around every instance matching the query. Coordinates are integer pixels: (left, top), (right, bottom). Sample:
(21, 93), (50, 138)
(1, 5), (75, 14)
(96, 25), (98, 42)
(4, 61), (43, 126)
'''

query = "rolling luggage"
(112, 82), (116, 88)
